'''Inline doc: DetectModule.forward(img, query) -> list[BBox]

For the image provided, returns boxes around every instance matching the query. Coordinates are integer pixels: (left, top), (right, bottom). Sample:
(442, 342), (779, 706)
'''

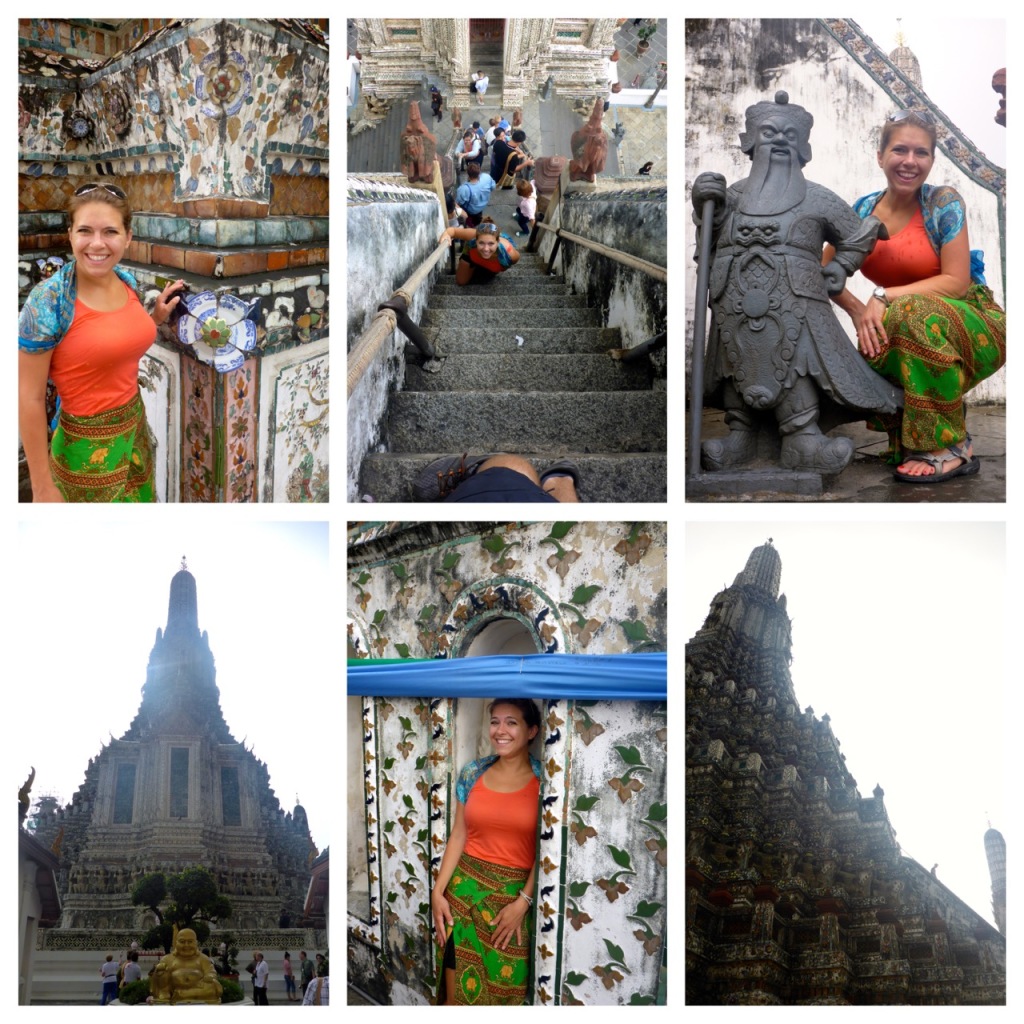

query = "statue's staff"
(688, 197), (716, 478)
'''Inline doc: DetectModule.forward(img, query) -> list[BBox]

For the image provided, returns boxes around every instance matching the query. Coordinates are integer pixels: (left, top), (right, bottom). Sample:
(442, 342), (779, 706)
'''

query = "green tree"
(131, 867), (232, 953)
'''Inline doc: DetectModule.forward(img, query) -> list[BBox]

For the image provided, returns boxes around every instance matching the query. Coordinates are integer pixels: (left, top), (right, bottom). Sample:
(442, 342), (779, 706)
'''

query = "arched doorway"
(456, 614), (543, 767)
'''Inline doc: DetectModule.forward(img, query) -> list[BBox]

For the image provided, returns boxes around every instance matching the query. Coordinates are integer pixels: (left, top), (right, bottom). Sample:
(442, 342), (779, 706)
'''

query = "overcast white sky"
(686, 521), (1005, 928)
(854, 16), (1005, 167)
(12, 520), (333, 854)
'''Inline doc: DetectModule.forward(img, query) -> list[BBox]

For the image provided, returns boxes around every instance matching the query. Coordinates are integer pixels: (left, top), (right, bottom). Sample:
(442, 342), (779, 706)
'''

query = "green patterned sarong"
(866, 284), (1006, 462)
(49, 392), (155, 502)
(435, 853), (532, 1005)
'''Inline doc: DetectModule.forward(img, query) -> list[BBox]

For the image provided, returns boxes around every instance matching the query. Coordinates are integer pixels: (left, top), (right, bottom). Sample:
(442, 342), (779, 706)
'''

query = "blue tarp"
(347, 652), (666, 701)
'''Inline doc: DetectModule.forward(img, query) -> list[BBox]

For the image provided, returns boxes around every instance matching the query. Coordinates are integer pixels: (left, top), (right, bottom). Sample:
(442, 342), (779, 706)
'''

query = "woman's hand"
(152, 279), (185, 327)
(33, 480), (65, 502)
(490, 894), (529, 951)
(439, 227), (453, 247)
(851, 295), (888, 358)
(431, 892), (453, 948)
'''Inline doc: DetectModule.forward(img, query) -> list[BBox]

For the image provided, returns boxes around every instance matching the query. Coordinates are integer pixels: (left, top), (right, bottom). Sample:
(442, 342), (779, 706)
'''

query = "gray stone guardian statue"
(693, 91), (901, 474)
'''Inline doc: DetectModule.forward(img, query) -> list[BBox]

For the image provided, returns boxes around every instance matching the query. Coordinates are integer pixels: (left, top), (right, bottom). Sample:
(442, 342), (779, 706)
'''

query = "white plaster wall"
(685, 19), (1005, 403)
(140, 345), (180, 504)
(258, 337), (329, 502)
(346, 194), (445, 500)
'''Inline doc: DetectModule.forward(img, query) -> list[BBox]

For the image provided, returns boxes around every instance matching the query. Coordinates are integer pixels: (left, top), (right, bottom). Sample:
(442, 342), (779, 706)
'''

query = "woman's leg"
(870, 289), (1004, 469)
(455, 259), (475, 286)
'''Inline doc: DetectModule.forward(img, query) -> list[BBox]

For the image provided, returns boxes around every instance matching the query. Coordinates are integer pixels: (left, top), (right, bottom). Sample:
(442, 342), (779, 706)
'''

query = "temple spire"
(732, 539), (782, 597)
(166, 557), (199, 637)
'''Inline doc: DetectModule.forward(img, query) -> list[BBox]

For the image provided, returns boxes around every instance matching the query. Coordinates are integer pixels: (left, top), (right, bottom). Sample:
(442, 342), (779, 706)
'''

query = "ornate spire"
(732, 539), (782, 597)
(166, 557), (199, 638)
(888, 19), (923, 89)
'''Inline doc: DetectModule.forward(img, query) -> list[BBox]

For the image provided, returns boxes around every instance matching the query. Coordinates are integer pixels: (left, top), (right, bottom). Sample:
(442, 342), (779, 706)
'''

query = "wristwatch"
(871, 286), (890, 307)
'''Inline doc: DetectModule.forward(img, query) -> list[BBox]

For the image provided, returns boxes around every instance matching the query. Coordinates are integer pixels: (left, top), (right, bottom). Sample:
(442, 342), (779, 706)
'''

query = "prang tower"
(32, 560), (317, 933)
(686, 542), (1005, 1005)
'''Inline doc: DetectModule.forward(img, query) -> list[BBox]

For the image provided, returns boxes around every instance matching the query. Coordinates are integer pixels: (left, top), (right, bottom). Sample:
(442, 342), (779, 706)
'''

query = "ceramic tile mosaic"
(270, 173), (329, 217)
(181, 357), (217, 502)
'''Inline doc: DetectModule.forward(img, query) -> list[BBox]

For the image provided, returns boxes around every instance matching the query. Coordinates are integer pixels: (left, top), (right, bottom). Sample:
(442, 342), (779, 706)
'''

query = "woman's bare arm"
(18, 349), (63, 502)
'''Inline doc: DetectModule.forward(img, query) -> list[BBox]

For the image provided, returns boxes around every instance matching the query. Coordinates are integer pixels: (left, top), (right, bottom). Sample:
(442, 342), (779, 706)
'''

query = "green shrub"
(118, 979), (150, 1005)
(220, 979), (245, 1004)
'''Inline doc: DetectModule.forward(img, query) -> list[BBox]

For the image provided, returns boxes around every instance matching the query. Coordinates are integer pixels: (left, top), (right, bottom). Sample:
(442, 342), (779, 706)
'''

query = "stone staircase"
(358, 197), (666, 502)
(469, 40), (504, 105)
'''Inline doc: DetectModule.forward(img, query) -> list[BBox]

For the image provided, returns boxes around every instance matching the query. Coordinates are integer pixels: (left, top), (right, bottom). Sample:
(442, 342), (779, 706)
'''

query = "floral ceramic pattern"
(182, 358), (215, 502)
(225, 363), (257, 502)
(176, 290), (258, 373)
(196, 51), (252, 118)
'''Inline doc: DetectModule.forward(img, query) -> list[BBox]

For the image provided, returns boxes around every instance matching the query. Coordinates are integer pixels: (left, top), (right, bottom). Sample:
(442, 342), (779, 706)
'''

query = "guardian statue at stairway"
(692, 91), (901, 474)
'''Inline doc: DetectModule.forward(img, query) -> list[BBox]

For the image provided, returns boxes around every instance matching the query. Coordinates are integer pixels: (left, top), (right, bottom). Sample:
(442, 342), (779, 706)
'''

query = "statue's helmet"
(740, 91), (814, 167)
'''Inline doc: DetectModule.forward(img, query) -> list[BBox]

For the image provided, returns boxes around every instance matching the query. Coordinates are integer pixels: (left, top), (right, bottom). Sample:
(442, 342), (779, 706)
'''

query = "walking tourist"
(252, 950), (269, 1004)
(283, 951), (297, 1001)
(299, 950), (314, 995)
(302, 962), (329, 1005)
(99, 954), (119, 1005)
(454, 162), (495, 228)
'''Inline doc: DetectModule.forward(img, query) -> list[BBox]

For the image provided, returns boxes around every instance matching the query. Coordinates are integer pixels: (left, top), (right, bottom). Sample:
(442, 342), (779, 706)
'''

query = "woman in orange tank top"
(431, 698), (541, 1005)
(826, 111), (1005, 484)
(18, 183), (184, 501)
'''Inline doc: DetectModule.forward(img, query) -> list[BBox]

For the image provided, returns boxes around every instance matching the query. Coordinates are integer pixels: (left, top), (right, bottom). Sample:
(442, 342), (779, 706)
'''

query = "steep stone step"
(428, 292), (589, 310)
(425, 327), (623, 354)
(387, 391), (667, 454)
(360, 452), (667, 503)
(406, 353), (652, 392)
(423, 307), (601, 328)
(431, 278), (568, 295)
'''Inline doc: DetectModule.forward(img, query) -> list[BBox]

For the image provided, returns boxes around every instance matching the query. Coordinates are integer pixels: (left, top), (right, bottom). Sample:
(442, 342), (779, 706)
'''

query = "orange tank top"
(860, 207), (941, 288)
(463, 772), (539, 869)
(49, 283), (156, 416)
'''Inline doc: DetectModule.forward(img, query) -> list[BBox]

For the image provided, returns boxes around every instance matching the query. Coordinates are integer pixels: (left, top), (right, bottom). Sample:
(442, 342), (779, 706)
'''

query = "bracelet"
(518, 890), (533, 907)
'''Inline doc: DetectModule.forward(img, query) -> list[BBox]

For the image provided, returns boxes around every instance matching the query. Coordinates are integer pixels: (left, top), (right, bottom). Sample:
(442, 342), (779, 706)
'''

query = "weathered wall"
(546, 186), (667, 357)
(347, 521), (668, 1006)
(685, 18), (1006, 403)
(347, 184), (444, 500)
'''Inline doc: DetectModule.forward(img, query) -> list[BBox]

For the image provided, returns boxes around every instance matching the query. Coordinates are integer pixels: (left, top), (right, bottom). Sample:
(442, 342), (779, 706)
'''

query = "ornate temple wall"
(18, 19), (329, 501)
(685, 18), (1006, 403)
(347, 522), (667, 1005)
(354, 19), (617, 109)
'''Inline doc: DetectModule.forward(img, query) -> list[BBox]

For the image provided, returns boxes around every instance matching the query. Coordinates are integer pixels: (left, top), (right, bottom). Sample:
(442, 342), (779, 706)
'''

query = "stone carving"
(569, 98), (608, 182)
(399, 102), (437, 183)
(149, 928), (223, 1004)
(693, 91), (901, 474)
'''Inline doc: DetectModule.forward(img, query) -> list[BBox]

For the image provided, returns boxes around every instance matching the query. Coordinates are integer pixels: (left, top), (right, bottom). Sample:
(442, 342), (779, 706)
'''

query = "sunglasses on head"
(887, 109), (935, 127)
(73, 182), (127, 199)
(476, 223), (498, 236)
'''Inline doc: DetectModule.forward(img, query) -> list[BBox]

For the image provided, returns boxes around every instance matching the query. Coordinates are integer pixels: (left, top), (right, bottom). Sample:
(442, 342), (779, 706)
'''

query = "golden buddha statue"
(149, 928), (222, 1004)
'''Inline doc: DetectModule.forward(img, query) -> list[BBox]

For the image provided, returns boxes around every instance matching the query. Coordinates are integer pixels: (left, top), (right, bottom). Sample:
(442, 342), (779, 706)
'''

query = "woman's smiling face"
(877, 125), (934, 198)
(71, 201), (131, 280)
(489, 703), (537, 757)
(475, 232), (499, 259)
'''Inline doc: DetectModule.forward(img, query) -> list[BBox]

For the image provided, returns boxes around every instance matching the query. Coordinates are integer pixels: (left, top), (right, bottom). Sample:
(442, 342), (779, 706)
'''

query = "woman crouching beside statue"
(826, 111), (1006, 483)
(149, 927), (222, 1004)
